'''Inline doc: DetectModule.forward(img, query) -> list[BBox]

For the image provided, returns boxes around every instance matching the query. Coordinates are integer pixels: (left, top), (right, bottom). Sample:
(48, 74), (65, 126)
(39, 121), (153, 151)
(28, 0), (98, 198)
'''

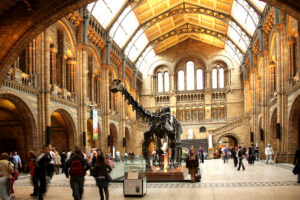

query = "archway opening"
(218, 135), (238, 150)
(50, 110), (75, 152)
(109, 123), (118, 156)
(290, 96), (300, 154)
(270, 109), (277, 152)
(0, 96), (35, 170)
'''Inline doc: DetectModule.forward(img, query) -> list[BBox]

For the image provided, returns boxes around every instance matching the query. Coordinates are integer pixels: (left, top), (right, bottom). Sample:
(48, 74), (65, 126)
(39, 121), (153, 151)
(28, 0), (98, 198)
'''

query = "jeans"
(297, 173), (300, 183)
(0, 178), (10, 200)
(31, 176), (39, 195)
(233, 157), (238, 167)
(37, 174), (47, 200)
(266, 155), (273, 164)
(70, 176), (84, 200)
(237, 158), (245, 170)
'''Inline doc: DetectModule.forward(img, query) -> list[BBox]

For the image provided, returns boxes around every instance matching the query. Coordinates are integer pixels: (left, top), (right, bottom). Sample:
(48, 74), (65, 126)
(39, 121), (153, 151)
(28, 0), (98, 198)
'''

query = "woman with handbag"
(0, 153), (14, 200)
(186, 149), (199, 183)
(92, 155), (112, 200)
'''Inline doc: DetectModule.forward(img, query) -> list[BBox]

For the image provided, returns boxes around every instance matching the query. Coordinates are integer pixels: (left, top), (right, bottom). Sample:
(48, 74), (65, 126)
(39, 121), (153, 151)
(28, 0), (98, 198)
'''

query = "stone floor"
(13, 159), (300, 200)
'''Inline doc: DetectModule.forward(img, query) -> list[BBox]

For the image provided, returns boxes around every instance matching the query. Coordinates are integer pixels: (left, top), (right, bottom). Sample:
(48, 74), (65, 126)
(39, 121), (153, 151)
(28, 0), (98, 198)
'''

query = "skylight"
(231, 0), (259, 36)
(124, 29), (149, 61)
(109, 6), (140, 48)
(249, 0), (267, 12)
(87, 0), (126, 29)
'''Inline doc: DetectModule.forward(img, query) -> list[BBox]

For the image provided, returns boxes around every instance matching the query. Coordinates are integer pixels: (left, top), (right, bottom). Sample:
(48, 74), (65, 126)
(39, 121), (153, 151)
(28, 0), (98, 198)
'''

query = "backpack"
(69, 159), (84, 177)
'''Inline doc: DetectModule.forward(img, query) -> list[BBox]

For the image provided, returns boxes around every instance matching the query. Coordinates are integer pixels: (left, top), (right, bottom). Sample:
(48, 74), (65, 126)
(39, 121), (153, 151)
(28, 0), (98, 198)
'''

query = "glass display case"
(123, 159), (147, 197)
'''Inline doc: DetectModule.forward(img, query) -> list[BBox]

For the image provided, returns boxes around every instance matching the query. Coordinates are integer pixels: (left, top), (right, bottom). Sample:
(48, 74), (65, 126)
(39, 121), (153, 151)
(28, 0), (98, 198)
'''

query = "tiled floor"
(13, 159), (300, 200)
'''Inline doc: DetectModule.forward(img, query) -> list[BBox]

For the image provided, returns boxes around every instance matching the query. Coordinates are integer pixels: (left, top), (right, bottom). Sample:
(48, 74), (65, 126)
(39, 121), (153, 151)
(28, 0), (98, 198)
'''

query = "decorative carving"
(88, 27), (106, 49)
(66, 12), (82, 27)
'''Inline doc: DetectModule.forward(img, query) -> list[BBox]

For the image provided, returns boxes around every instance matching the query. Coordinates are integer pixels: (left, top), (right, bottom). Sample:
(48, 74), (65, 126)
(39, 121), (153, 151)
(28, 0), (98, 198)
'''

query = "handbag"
(106, 173), (112, 181)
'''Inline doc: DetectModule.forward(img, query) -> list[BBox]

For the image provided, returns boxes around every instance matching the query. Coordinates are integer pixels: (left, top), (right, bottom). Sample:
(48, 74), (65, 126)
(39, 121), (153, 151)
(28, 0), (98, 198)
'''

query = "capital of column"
(50, 47), (58, 53)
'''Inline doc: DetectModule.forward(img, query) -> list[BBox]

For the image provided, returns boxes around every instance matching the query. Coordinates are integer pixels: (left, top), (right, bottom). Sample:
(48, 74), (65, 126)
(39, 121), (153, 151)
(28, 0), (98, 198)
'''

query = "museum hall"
(0, 0), (299, 200)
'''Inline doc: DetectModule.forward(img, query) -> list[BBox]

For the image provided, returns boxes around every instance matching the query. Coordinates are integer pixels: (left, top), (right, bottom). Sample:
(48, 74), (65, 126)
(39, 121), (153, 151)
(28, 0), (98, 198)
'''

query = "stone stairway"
(209, 117), (245, 136)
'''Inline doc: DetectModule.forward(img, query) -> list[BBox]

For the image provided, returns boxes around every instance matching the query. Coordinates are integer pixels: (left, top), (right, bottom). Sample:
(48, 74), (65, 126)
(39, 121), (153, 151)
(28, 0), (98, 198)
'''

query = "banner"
(92, 109), (98, 140)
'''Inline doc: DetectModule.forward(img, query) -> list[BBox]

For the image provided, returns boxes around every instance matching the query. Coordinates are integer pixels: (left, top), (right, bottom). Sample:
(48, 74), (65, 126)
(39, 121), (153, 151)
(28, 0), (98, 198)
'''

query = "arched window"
(178, 70), (184, 91)
(219, 68), (224, 88)
(196, 69), (203, 90)
(157, 72), (163, 93)
(212, 68), (217, 89)
(186, 61), (195, 90)
(164, 72), (169, 92)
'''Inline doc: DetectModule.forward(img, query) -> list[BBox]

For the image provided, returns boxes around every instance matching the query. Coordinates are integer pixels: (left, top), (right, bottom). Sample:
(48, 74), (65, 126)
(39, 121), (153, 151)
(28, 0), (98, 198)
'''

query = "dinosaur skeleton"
(110, 79), (182, 170)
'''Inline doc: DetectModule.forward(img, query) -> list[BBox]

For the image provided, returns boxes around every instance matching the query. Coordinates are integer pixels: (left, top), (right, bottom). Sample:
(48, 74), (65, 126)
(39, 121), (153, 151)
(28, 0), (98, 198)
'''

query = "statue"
(110, 79), (182, 171)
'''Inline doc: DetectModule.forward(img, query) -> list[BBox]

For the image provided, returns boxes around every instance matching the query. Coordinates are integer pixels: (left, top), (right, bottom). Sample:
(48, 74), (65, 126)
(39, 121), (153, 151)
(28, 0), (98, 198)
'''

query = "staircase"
(210, 117), (245, 136)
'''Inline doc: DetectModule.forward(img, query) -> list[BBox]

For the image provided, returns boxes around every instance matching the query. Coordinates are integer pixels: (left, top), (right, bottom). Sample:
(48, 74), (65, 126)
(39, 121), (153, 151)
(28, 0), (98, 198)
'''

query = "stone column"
(50, 47), (57, 87)
(44, 29), (51, 145)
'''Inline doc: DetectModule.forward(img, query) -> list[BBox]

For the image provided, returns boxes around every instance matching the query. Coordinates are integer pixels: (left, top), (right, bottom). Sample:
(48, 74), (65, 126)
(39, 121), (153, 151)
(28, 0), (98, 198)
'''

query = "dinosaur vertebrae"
(119, 86), (170, 123)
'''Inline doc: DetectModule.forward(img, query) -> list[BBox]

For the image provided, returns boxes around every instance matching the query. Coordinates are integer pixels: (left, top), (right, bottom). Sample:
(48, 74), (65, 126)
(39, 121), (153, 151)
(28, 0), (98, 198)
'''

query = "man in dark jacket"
(65, 150), (90, 200)
(35, 146), (52, 200)
(293, 147), (300, 183)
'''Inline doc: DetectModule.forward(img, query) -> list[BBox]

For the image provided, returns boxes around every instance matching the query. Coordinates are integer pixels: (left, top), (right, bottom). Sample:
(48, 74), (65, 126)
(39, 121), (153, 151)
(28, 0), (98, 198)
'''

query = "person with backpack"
(65, 150), (90, 200)
(91, 154), (112, 200)
(237, 146), (245, 171)
(0, 153), (14, 200)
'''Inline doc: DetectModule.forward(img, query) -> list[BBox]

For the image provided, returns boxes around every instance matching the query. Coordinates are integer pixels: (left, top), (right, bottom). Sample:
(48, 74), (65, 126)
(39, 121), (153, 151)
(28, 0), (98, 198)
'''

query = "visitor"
(255, 147), (259, 161)
(0, 153), (14, 200)
(9, 158), (19, 199)
(97, 149), (103, 156)
(265, 144), (274, 164)
(198, 146), (204, 163)
(28, 151), (38, 197)
(152, 150), (157, 166)
(12, 152), (22, 172)
(92, 154), (112, 200)
(124, 152), (128, 162)
(53, 151), (61, 175)
(222, 146), (228, 163)
(36, 146), (52, 200)
(60, 151), (66, 173)
(293, 147), (300, 183)
(66, 149), (72, 161)
(237, 146), (245, 171)
(90, 151), (97, 168)
(186, 149), (199, 183)
(232, 146), (238, 168)
(47, 145), (55, 183)
(65, 150), (90, 200)
(115, 150), (120, 163)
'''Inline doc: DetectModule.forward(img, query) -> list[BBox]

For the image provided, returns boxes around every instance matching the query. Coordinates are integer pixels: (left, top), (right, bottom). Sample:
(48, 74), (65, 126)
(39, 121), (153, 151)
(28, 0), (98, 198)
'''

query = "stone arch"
(0, 92), (38, 170)
(146, 59), (173, 76)
(50, 108), (77, 152)
(216, 133), (241, 149)
(207, 55), (235, 70)
(288, 94), (300, 154)
(0, 0), (95, 87)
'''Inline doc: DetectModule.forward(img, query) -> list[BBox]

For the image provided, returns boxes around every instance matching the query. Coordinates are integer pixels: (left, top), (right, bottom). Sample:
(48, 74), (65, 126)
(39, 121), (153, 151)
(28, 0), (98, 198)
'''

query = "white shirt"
(265, 147), (274, 155)
(116, 151), (120, 157)
(49, 151), (55, 164)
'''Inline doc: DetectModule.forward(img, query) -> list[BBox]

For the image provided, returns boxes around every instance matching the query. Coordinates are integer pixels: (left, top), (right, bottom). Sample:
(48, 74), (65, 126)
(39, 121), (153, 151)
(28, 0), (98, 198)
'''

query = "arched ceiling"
(89, 0), (269, 72)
